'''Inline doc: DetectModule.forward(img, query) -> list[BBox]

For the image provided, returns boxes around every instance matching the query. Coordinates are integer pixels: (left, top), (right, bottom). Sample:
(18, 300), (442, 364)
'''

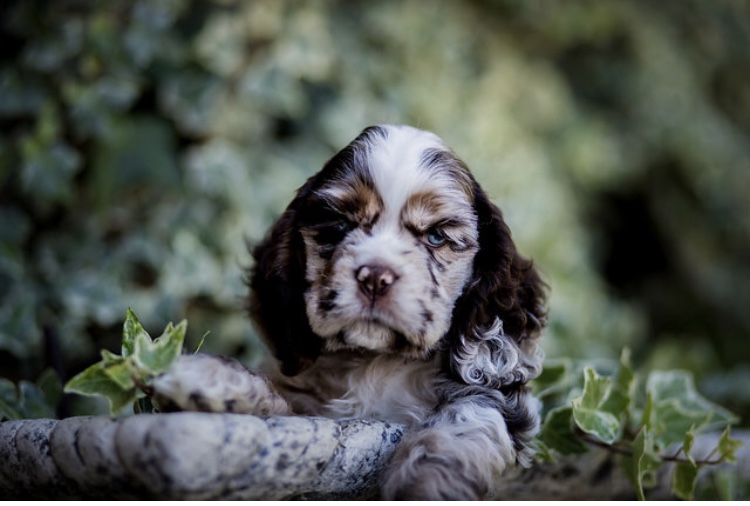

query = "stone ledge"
(1, 413), (748, 499)
(0, 414), (405, 500)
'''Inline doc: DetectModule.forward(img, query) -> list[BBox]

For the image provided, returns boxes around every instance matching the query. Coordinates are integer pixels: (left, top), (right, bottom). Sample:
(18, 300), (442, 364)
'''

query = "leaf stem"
(578, 432), (726, 466)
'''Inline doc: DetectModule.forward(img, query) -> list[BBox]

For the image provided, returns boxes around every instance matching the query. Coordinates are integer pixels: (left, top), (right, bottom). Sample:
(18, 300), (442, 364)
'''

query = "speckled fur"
(163, 125), (547, 500)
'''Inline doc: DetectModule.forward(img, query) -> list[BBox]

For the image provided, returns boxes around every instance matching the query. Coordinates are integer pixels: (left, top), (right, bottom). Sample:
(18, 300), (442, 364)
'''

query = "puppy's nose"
(356, 264), (398, 298)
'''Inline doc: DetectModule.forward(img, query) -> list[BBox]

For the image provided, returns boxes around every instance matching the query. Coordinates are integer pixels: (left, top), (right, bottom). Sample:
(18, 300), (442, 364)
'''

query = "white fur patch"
(303, 125), (479, 356)
(367, 125), (447, 218)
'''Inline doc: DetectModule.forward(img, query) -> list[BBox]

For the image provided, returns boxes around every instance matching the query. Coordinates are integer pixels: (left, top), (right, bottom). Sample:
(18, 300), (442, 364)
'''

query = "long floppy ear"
(449, 180), (547, 390)
(247, 180), (323, 376)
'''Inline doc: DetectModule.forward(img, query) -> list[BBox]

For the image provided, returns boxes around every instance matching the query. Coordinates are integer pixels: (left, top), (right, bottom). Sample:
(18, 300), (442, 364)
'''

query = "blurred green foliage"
(1, 0), (749, 428)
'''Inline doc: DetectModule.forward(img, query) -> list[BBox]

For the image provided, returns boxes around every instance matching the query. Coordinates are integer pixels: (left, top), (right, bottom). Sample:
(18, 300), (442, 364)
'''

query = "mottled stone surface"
(0, 413), (747, 500)
(0, 414), (405, 500)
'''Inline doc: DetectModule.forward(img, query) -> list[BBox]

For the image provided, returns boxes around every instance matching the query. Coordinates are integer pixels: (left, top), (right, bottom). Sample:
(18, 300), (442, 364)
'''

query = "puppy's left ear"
(449, 181), (547, 389)
(247, 180), (323, 376)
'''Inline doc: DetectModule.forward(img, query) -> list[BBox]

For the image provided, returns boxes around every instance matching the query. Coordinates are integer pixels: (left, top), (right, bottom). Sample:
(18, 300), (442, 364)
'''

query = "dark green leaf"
(538, 406), (588, 455)
(0, 377), (57, 420)
(0, 379), (22, 421)
(18, 380), (56, 419)
(36, 368), (63, 408)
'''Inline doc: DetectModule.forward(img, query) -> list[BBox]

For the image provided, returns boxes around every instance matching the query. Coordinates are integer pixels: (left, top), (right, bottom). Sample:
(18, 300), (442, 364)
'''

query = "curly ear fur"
(449, 180), (547, 390)
(248, 179), (323, 377)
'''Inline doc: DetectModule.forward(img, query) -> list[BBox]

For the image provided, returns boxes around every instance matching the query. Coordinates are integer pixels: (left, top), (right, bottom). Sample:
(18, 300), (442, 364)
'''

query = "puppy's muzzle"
(356, 264), (398, 299)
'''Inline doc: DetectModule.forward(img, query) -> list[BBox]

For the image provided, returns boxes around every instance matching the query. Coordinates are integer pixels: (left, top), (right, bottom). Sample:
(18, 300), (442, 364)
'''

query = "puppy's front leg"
(381, 392), (539, 500)
(149, 354), (291, 416)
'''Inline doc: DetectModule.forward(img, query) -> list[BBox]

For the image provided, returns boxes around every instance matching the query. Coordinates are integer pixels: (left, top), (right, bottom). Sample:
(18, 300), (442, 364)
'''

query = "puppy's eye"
(331, 221), (351, 233)
(313, 219), (354, 245)
(425, 228), (448, 248)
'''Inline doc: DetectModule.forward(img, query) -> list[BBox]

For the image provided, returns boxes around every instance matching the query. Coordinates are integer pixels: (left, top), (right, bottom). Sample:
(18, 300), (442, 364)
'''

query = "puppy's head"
(249, 125), (546, 382)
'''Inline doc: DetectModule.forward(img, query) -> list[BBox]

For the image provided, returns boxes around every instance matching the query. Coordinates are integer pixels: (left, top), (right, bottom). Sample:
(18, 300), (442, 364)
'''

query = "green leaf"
(193, 330), (210, 354)
(18, 380), (56, 419)
(36, 368), (63, 409)
(672, 461), (698, 500)
(627, 428), (662, 501)
(64, 362), (137, 415)
(646, 370), (737, 449)
(122, 307), (147, 357)
(600, 348), (634, 418)
(717, 426), (744, 464)
(0, 397), (21, 421)
(132, 319), (186, 375)
(531, 359), (572, 399)
(671, 429), (698, 500)
(0, 379), (22, 421)
(538, 406), (588, 455)
(571, 367), (623, 444)
(572, 406), (621, 445)
(100, 351), (137, 390)
(641, 391), (655, 430)
(649, 399), (711, 449)
(577, 367), (611, 409)
(682, 429), (696, 465)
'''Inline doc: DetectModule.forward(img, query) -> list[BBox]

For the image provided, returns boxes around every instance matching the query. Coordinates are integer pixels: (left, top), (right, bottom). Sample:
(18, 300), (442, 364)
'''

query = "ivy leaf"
(600, 348), (635, 418)
(64, 361), (137, 415)
(646, 371), (738, 449)
(627, 428), (662, 501)
(17, 380), (56, 419)
(193, 330), (210, 354)
(64, 309), (188, 415)
(538, 406), (588, 455)
(100, 350), (137, 390)
(530, 438), (556, 462)
(122, 307), (147, 358)
(0, 377), (58, 420)
(132, 319), (186, 375)
(0, 378), (22, 421)
(572, 407), (621, 445)
(577, 367), (610, 409)
(571, 367), (622, 444)
(672, 429), (698, 500)
(672, 461), (698, 500)
(531, 359), (572, 399)
(682, 429), (696, 465)
(36, 368), (63, 409)
(717, 426), (744, 464)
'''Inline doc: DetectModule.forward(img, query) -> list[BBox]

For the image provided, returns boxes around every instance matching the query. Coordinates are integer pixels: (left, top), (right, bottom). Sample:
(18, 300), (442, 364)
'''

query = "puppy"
(153, 125), (547, 500)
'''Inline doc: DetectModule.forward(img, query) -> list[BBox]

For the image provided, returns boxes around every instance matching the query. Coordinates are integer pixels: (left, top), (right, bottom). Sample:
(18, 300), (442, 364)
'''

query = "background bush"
(1, 0), (749, 429)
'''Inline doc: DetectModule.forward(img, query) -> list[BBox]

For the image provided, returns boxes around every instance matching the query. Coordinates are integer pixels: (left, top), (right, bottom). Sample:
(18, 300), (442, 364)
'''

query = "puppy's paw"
(149, 354), (290, 416)
(380, 433), (488, 500)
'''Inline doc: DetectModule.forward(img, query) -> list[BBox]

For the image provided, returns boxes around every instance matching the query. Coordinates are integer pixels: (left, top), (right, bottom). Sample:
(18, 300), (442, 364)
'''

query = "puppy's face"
(297, 126), (479, 357)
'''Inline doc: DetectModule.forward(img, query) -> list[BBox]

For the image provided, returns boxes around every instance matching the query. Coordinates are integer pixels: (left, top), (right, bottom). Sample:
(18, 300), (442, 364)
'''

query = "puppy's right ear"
(247, 181), (322, 376)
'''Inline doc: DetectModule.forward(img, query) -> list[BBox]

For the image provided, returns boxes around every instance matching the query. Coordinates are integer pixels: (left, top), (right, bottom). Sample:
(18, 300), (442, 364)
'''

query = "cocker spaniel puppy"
(152, 125), (547, 500)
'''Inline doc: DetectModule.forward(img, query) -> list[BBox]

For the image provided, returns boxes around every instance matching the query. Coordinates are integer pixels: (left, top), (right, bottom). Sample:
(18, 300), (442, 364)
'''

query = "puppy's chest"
(283, 354), (443, 424)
